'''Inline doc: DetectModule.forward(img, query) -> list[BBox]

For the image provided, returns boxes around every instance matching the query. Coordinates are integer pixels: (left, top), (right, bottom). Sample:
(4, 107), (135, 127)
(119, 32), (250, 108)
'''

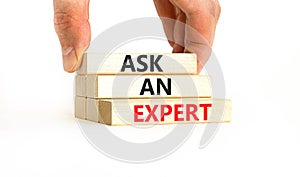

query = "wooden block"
(77, 53), (197, 75)
(86, 97), (111, 124)
(75, 75), (86, 97)
(76, 75), (212, 99)
(85, 98), (231, 126)
(74, 96), (86, 120)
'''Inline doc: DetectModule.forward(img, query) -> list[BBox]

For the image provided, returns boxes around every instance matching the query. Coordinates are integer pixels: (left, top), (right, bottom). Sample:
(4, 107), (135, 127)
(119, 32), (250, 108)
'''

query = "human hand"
(154, 0), (221, 73)
(53, 0), (220, 73)
(53, 0), (91, 72)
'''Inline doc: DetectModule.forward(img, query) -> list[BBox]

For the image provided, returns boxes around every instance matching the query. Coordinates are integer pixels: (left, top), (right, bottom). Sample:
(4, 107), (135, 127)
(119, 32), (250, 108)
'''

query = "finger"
(184, 42), (212, 73)
(54, 0), (91, 72)
(171, 0), (221, 73)
(153, 0), (177, 47)
(171, 0), (220, 44)
(172, 8), (186, 53)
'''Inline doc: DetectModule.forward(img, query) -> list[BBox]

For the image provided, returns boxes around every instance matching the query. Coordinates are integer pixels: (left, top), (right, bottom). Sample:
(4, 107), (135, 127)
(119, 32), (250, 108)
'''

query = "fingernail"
(62, 47), (77, 72)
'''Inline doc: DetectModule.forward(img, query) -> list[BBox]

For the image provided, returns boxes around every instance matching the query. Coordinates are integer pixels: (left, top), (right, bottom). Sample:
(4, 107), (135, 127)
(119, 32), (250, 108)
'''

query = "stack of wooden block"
(75, 53), (231, 125)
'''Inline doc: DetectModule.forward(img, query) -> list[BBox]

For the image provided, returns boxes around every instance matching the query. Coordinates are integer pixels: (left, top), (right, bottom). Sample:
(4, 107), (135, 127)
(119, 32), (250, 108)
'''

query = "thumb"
(54, 0), (91, 72)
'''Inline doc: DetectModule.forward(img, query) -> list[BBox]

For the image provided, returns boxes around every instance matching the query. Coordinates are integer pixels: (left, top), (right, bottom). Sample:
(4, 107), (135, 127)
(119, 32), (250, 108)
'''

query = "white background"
(0, 0), (300, 176)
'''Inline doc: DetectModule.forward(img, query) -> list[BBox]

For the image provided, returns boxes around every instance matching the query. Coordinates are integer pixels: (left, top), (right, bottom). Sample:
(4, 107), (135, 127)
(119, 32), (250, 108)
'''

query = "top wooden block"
(77, 53), (197, 75)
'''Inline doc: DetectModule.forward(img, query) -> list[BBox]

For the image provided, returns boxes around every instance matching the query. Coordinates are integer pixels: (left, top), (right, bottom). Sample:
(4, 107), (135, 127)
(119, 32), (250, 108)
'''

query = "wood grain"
(77, 53), (198, 75)
(75, 75), (212, 98)
(74, 96), (86, 120)
(76, 97), (232, 126)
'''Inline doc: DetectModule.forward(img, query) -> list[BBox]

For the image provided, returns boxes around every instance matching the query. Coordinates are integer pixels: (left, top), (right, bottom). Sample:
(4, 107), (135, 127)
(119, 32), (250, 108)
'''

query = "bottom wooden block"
(74, 96), (86, 120)
(75, 97), (232, 126)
